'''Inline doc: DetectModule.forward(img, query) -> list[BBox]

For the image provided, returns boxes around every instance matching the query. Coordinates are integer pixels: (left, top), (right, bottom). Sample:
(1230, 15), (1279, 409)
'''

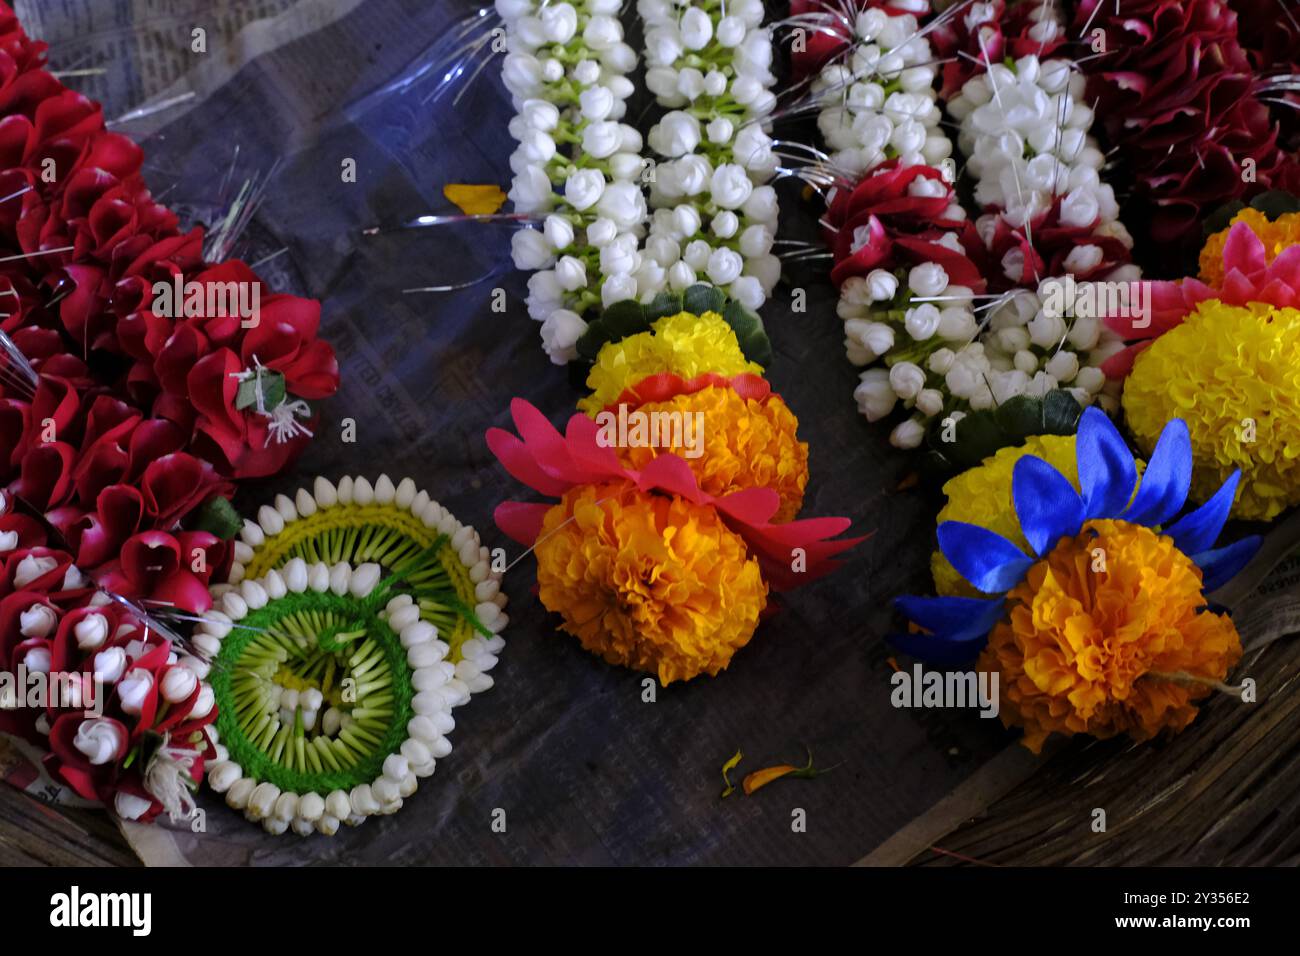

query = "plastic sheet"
(18, 0), (1017, 865)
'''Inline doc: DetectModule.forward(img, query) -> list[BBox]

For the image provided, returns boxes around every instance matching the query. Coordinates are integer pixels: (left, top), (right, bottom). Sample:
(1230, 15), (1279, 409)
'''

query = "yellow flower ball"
(931, 435), (1080, 597)
(578, 311), (763, 416)
(613, 385), (810, 522)
(978, 519), (1242, 752)
(1124, 300), (1300, 521)
(534, 482), (768, 684)
(1199, 208), (1300, 287)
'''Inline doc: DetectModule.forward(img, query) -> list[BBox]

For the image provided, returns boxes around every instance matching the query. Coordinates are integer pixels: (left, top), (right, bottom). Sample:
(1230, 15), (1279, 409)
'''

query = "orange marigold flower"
(535, 482), (768, 684)
(1199, 207), (1300, 286)
(978, 519), (1242, 753)
(612, 386), (810, 522)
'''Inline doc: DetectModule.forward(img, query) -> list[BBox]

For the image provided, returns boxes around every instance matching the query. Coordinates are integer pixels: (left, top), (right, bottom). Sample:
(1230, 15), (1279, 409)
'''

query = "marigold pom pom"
(613, 385), (809, 522)
(979, 519), (1243, 753)
(1123, 300), (1300, 521)
(1199, 208), (1300, 287)
(534, 482), (767, 684)
(579, 311), (763, 416)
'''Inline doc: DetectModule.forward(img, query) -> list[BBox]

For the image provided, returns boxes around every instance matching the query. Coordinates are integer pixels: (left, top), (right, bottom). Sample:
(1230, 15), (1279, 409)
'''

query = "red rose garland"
(0, 491), (222, 823)
(0, 1), (335, 824)
(0, 3), (338, 602)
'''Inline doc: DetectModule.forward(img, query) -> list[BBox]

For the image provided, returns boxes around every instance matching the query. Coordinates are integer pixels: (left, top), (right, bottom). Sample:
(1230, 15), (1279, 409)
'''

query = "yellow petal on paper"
(443, 183), (507, 216)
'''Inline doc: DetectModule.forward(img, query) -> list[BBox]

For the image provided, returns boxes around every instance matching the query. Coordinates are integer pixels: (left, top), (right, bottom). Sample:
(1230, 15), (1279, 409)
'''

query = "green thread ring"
(202, 481), (507, 837)
(223, 474), (507, 665)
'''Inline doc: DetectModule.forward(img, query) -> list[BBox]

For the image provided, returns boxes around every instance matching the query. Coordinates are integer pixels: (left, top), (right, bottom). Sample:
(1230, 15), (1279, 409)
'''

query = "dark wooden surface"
(0, 785), (137, 867)
(907, 634), (1300, 867)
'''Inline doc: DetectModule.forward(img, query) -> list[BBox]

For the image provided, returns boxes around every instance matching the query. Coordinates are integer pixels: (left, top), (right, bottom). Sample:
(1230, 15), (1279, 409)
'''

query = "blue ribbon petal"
(890, 595), (1006, 665)
(1166, 470), (1241, 556)
(1194, 535), (1262, 593)
(936, 522), (1035, 594)
(1013, 455), (1085, 555)
(1124, 419), (1193, 528)
(1076, 406), (1137, 519)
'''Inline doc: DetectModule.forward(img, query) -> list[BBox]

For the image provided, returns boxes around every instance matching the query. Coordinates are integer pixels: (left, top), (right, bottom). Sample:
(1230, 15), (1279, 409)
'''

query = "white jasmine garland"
(500, 0), (646, 363)
(941, 1), (1132, 417)
(818, 2), (1133, 446)
(638, 0), (781, 312)
(807, 9), (948, 179)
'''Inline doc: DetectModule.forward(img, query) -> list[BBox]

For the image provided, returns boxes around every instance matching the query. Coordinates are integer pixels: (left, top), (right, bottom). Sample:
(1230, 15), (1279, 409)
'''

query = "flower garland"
(222, 473), (507, 666)
(942, 2), (1128, 404)
(804, 4), (950, 180)
(1104, 208), (1300, 521)
(488, 295), (859, 684)
(203, 562), (473, 836)
(0, 0), (338, 828)
(0, 3), (338, 588)
(788, 3), (994, 449)
(0, 506), (220, 822)
(894, 407), (1260, 752)
(802, 1), (1138, 455)
(638, 0), (782, 311)
(201, 479), (504, 835)
(499, 0), (647, 363)
(1069, 0), (1300, 270)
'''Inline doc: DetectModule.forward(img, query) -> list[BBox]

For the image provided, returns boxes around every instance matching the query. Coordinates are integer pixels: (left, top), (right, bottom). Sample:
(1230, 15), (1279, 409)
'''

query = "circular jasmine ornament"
(225, 475), (506, 666)
(202, 559), (503, 835)
(204, 481), (506, 836)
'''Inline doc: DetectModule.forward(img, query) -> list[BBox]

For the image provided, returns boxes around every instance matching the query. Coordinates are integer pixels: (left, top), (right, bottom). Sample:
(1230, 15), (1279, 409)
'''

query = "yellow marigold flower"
(978, 519), (1242, 753)
(1199, 208), (1300, 286)
(613, 386), (810, 522)
(578, 311), (763, 416)
(931, 435), (1080, 597)
(1124, 300), (1300, 521)
(535, 482), (768, 684)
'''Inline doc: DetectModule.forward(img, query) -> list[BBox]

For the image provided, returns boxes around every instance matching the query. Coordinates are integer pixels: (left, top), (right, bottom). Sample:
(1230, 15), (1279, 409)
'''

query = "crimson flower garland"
(1070, 0), (1300, 269)
(0, 490), (222, 823)
(0, 0), (337, 827)
(0, 2), (338, 596)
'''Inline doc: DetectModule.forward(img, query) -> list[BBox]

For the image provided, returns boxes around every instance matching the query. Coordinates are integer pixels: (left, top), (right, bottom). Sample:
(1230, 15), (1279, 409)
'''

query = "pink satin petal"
(563, 413), (626, 478)
(1101, 342), (1149, 380)
(712, 486), (782, 525)
(494, 501), (551, 546)
(1220, 268), (1259, 305)
(1266, 243), (1300, 284)
(511, 398), (571, 465)
(634, 454), (707, 504)
(485, 427), (573, 498)
(1222, 221), (1267, 281)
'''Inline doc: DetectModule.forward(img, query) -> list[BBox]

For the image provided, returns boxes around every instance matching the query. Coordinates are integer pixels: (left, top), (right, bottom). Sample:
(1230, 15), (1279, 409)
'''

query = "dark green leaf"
(993, 395), (1043, 439)
(575, 324), (611, 362)
(1249, 189), (1300, 219)
(193, 496), (243, 539)
(949, 411), (1003, 469)
(602, 299), (647, 339)
(1041, 389), (1083, 434)
(683, 283), (726, 315)
(1203, 199), (1246, 237)
(644, 290), (683, 322)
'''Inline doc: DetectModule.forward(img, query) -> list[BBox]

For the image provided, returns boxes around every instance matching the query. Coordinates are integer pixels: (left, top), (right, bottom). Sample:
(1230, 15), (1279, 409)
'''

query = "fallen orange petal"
(443, 183), (506, 216)
(743, 765), (797, 795)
